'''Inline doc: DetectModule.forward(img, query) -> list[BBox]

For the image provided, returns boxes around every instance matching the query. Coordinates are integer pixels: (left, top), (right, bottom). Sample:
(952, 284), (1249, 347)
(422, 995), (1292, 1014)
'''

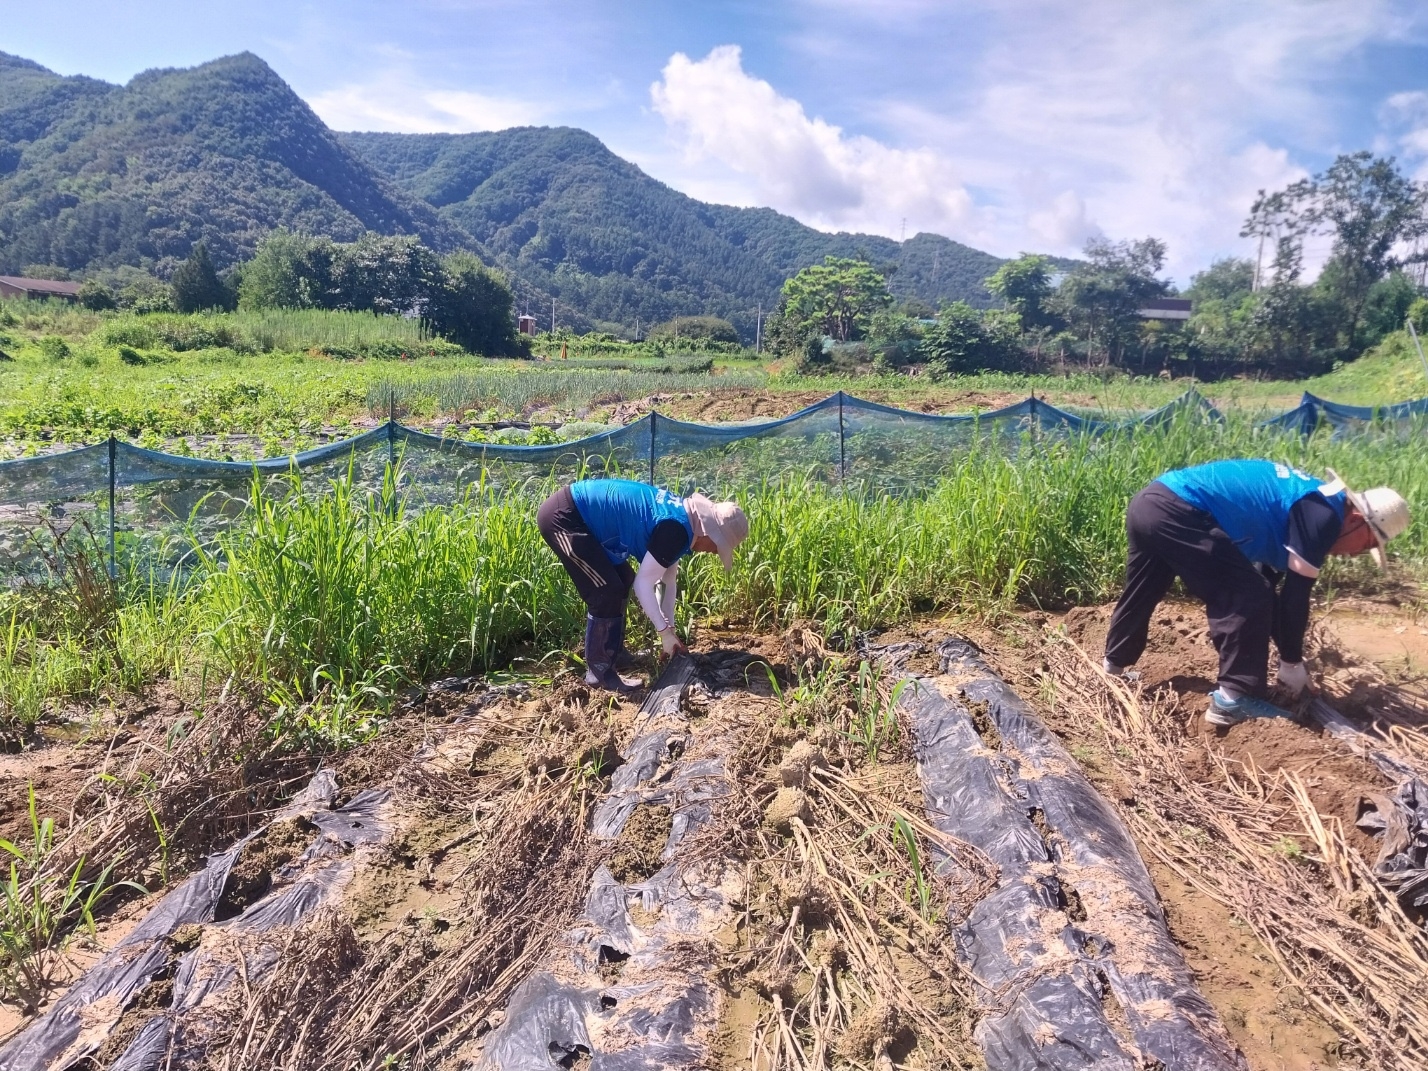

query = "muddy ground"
(3, 604), (1426, 1069)
(965, 597), (1428, 1071)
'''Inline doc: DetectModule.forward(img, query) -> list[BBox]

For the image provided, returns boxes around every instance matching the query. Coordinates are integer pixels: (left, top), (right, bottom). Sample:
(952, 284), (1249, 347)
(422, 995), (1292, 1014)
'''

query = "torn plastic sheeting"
(898, 673), (1141, 1070)
(592, 656), (696, 841)
(0, 774), (388, 1071)
(1357, 778), (1428, 908)
(1305, 697), (1419, 782)
(480, 662), (732, 1071)
(1302, 698), (1428, 910)
(937, 638), (1246, 1071)
(0, 839), (247, 1071)
(108, 787), (392, 1071)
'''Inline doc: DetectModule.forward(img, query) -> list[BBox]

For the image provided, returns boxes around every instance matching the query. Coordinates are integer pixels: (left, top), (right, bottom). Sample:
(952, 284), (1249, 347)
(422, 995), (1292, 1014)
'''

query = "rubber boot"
(583, 615), (642, 693)
(610, 611), (637, 670)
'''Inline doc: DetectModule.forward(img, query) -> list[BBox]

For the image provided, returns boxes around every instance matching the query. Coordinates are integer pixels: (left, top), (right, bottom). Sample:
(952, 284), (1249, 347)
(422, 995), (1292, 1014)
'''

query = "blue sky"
(8, 0), (1428, 281)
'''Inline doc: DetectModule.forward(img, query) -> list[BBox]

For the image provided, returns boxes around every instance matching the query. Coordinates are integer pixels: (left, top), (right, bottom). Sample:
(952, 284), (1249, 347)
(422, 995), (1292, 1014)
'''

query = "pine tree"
(170, 242), (232, 313)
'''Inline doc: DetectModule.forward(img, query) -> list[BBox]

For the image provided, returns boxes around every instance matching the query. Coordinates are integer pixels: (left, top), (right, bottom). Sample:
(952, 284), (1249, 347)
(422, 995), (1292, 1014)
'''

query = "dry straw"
(1045, 634), (1428, 1069)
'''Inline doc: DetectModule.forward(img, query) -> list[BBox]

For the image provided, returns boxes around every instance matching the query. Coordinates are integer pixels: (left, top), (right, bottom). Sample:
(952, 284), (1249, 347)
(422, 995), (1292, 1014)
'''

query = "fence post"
(648, 411), (657, 485)
(107, 434), (117, 579)
(837, 392), (846, 481)
(387, 388), (397, 469)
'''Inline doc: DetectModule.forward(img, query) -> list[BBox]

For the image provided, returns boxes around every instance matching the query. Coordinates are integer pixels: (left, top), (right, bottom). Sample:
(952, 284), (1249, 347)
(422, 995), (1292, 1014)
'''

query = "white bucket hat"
(684, 494), (749, 571)
(1325, 469), (1411, 568)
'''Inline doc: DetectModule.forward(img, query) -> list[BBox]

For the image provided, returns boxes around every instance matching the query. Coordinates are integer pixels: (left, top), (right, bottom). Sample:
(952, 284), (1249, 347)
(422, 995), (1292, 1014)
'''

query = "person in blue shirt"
(1103, 460), (1410, 726)
(536, 479), (749, 691)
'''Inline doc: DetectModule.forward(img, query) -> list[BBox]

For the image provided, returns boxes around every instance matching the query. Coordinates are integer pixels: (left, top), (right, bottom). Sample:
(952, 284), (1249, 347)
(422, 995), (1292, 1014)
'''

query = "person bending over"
(537, 478), (749, 691)
(1103, 459), (1409, 726)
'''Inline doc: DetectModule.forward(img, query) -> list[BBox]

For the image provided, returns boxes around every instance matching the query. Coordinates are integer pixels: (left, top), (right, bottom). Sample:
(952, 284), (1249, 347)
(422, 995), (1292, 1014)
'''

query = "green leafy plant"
(890, 813), (935, 921)
(1, 786), (143, 1008)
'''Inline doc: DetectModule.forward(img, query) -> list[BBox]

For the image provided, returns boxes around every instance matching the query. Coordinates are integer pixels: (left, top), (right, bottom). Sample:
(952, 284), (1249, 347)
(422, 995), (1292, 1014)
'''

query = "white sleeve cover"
(633, 552), (677, 632)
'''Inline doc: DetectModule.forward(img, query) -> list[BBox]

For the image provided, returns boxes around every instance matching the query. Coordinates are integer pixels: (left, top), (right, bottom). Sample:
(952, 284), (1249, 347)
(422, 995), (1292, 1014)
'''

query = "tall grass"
(372, 367), (766, 417)
(3, 413), (1425, 742)
(228, 309), (429, 352)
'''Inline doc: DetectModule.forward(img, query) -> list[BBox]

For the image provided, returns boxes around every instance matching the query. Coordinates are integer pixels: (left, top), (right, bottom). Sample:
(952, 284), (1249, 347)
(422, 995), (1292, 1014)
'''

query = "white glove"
(1276, 659), (1311, 697)
(659, 627), (686, 658)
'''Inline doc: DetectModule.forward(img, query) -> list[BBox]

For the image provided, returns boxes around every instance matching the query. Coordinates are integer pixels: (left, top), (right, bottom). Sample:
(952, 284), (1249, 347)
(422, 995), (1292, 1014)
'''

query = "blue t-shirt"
(569, 479), (694, 566)
(1156, 459), (1345, 571)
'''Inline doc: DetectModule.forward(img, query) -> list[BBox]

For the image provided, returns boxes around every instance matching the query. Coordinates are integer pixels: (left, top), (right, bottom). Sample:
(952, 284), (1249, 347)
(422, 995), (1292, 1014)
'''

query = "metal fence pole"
(387, 388), (397, 469)
(837, 392), (846, 481)
(107, 434), (117, 579)
(648, 412), (657, 485)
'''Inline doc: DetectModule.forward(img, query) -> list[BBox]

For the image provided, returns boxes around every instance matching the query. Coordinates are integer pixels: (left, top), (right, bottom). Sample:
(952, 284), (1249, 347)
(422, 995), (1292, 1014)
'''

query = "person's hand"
(1275, 659), (1315, 697)
(659, 627), (688, 659)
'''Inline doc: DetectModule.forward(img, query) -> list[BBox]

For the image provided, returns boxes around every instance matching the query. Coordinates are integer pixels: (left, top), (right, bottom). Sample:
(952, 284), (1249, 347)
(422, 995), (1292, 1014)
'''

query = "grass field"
(4, 300), (1427, 461)
(4, 404), (1424, 742)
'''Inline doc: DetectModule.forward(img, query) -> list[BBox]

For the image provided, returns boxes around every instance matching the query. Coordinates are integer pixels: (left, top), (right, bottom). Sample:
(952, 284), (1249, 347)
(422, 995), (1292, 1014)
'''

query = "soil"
(605, 804), (672, 883)
(965, 596), (1428, 1071)
(7, 608), (1424, 1069)
(589, 385), (1074, 426)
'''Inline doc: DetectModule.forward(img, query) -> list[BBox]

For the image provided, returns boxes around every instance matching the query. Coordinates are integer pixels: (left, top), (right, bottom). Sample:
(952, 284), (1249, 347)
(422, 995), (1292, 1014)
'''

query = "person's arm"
(1275, 493), (1343, 681)
(633, 552), (683, 655)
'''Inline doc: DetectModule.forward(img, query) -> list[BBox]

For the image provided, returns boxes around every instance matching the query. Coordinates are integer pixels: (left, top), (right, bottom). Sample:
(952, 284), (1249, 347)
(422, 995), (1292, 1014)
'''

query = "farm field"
(5, 303), (1428, 1069)
(3, 302), (1427, 462)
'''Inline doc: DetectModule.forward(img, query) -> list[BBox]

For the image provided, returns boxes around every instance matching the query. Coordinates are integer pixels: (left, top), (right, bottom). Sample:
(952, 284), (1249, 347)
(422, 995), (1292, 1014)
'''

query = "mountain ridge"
(1, 50), (1016, 336)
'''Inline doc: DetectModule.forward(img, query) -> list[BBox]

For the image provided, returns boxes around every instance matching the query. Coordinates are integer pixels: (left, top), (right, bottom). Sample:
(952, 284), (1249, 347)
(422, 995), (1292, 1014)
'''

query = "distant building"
(1137, 298), (1192, 321)
(0, 276), (83, 302)
(518, 315), (538, 336)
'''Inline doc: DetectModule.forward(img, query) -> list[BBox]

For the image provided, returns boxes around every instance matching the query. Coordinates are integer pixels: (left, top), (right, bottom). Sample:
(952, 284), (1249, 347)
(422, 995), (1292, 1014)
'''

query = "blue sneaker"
(1205, 689), (1292, 727)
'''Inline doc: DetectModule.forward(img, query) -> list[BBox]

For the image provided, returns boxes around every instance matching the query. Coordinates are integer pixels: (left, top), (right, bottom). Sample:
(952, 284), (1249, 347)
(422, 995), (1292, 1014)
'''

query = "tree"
(1184, 258), (1254, 304)
(1050, 238), (1171, 366)
(985, 254), (1056, 330)
(1243, 153), (1428, 352)
(331, 234), (440, 317)
(238, 231), (337, 310)
(170, 242), (234, 312)
(921, 301), (1013, 376)
(428, 253), (521, 356)
(648, 315), (740, 343)
(776, 257), (893, 348)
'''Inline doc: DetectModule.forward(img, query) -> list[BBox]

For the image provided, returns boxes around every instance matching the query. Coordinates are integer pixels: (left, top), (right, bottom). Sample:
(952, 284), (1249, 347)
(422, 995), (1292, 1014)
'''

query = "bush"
(648, 315), (741, 343)
(77, 279), (118, 311)
(37, 336), (70, 361)
(117, 346), (146, 366)
(99, 321), (159, 349)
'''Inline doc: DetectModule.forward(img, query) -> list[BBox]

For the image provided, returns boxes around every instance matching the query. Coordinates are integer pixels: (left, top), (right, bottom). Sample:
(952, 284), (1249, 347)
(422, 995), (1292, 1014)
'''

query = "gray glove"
(1276, 659), (1311, 697)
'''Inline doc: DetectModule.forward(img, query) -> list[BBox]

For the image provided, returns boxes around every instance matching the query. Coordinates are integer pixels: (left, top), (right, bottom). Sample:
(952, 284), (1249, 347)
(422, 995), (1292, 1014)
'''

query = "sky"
(8, 0), (1428, 283)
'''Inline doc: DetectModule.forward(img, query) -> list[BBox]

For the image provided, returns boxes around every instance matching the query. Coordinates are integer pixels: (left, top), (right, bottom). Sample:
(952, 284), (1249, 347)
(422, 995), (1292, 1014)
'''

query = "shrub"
(99, 321), (159, 349)
(117, 346), (146, 366)
(37, 336), (70, 361)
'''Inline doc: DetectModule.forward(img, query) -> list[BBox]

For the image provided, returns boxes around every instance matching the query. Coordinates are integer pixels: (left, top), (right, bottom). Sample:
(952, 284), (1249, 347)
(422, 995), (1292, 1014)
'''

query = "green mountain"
(343, 128), (1005, 335)
(0, 52), (459, 275)
(0, 50), (1015, 337)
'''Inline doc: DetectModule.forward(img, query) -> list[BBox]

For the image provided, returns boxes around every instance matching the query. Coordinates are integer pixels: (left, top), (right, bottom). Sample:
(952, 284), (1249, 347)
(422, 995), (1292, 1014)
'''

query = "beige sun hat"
(685, 494), (749, 571)
(1325, 469), (1411, 568)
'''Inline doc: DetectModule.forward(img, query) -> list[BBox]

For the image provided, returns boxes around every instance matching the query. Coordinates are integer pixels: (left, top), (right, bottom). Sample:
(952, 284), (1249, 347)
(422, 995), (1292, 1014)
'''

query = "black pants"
(536, 486), (634, 618)
(1105, 481), (1276, 695)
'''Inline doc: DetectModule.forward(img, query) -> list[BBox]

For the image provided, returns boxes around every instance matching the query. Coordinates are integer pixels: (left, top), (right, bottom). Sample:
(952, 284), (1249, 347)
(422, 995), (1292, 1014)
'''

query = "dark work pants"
(1104, 481), (1275, 696)
(536, 486), (635, 618)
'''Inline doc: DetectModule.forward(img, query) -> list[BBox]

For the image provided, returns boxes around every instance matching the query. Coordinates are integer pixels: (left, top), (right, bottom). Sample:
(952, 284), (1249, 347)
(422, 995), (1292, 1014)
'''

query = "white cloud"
(1381, 90), (1428, 177)
(645, 3), (1428, 281)
(310, 74), (544, 133)
(650, 45), (979, 242)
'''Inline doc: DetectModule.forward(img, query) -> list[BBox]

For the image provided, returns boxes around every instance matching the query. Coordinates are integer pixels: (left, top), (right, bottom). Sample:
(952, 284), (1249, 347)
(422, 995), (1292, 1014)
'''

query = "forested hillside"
(0, 49), (1013, 337)
(0, 52), (459, 275)
(344, 128), (1005, 334)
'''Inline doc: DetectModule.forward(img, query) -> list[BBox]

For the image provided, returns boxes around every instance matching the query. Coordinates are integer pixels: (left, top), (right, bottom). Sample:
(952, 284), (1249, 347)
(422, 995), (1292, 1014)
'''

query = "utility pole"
(755, 304), (762, 353)
(635, 316), (640, 342)
(1252, 232), (1266, 293)
(551, 298), (556, 334)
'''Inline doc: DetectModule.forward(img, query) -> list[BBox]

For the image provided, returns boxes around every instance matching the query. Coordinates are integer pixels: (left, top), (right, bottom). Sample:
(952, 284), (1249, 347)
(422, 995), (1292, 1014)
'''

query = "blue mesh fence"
(1, 388), (1424, 577)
